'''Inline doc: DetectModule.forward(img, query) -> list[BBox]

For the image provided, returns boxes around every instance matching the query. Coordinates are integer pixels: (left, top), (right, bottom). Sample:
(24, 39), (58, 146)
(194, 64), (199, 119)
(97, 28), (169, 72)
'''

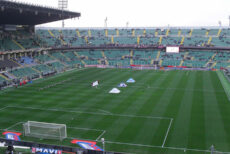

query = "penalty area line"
(162, 118), (173, 147)
(5, 122), (25, 131)
(96, 130), (106, 141)
(6, 106), (172, 120)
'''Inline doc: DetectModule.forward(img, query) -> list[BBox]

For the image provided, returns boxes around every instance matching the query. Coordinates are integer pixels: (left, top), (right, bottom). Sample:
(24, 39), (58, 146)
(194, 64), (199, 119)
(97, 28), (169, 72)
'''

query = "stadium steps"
(205, 30), (209, 37)
(184, 52), (189, 59)
(189, 29), (193, 37)
(137, 36), (140, 45)
(130, 59), (133, 65)
(116, 29), (119, 36)
(105, 29), (108, 37)
(217, 29), (222, 37)
(88, 29), (91, 37)
(60, 38), (67, 45)
(159, 59), (163, 66)
(60, 53), (71, 61)
(76, 29), (81, 37)
(207, 36), (212, 45)
(143, 29), (146, 36)
(2, 72), (15, 80)
(111, 36), (114, 44)
(178, 29), (181, 36)
(166, 29), (170, 36)
(156, 51), (161, 60)
(0, 73), (9, 81)
(5, 72), (17, 79)
(48, 54), (68, 67)
(159, 36), (163, 45)
(9, 59), (23, 67)
(155, 30), (158, 37)
(48, 30), (55, 37)
(150, 59), (154, 65)
(48, 30), (66, 45)
(84, 36), (89, 44)
(98, 59), (101, 64)
(204, 53), (217, 67)
(101, 51), (109, 65)
(179, 60), (184, 66)
(12, 40), (25, 50)
(132, 29), (135, 37)
(211, 62), (217, 68)
(180, 36), (185, 45)
(58, 30), (67, 45)
(30, 66), (41, 74)
(130, 50), (133, 65)
(179, 52), (189, 66)
(74, 52), (86, 65)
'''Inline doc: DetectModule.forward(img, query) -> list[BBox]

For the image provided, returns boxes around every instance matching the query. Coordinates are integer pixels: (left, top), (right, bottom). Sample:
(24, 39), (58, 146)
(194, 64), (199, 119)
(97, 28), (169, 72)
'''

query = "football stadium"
(1, 0), (230, 153)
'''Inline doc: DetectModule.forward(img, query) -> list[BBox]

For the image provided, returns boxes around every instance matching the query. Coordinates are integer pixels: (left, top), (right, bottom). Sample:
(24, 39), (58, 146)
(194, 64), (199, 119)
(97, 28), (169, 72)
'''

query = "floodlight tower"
(58, 0), (68, 28)
(218, 21), (222, 27)
(104, 17), (108, 28)
(126, 22), (129, 28)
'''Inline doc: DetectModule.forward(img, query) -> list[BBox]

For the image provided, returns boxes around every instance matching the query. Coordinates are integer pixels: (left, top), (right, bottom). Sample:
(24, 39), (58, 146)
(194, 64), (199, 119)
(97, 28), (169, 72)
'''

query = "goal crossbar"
(23, 121), (67, 141)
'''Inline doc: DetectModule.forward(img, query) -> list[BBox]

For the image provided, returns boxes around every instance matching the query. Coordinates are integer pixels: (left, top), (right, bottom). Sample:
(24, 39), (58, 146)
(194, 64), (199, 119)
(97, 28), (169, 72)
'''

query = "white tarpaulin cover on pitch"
(109, 88), (120, 93)
(92, 81), (99, 87)
(118, 82), (127, 87)
(126, 78), (135, 83)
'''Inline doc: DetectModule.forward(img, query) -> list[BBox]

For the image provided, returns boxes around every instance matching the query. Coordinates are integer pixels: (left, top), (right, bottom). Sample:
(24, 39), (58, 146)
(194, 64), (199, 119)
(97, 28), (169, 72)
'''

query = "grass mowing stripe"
(130, 71), (179, 148)
(216, 71), (230, 101)
(167, 71), (196, 148)
(187, 71), (206, 149)
(203, 71), (229, 151)
(210, 71), (230, 152)
(77, 69), (141, 134)
(37, 68), (115, 109)
(161, 71), (190, 150)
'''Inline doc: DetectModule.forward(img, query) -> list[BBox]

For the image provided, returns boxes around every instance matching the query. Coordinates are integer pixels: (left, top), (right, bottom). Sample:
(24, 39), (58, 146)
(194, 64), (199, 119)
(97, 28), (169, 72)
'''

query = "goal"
(23, 121), (67, 140)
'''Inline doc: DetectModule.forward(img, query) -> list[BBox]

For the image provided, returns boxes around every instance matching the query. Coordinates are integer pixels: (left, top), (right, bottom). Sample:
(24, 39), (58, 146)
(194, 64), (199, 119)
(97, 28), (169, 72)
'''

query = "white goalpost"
(23, 121), (67, 141)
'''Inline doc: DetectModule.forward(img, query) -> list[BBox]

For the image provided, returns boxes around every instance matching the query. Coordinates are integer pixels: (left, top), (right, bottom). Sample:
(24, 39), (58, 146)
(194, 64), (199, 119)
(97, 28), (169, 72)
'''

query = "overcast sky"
(15, 0), (230, 28)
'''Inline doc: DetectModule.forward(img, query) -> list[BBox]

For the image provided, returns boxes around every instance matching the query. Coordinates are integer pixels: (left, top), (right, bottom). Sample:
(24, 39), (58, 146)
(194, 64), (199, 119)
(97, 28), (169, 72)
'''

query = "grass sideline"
(217, 70), (230, 101)
(0, 68), (230, 154)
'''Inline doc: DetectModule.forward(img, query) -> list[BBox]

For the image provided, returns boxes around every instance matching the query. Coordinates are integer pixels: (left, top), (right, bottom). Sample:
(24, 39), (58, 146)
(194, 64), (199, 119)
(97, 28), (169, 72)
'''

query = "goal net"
(23, 121), (67, 140)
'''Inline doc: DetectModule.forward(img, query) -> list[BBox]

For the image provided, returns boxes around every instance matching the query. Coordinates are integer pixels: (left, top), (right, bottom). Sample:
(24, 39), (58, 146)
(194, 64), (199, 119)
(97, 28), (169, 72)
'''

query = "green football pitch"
(0, 68), (230, 154)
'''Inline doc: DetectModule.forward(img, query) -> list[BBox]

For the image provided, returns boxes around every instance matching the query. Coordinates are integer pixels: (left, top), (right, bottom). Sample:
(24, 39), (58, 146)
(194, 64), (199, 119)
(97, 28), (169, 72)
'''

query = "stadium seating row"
(0, 49), (229, 81)
(36, 29), (230, 47)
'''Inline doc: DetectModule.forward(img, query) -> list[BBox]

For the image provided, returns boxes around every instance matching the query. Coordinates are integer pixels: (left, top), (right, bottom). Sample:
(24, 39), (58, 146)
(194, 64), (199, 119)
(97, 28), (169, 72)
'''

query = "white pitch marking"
(7, 106), (171, 120)
(162, 118), (173, 147)
(0, 106), (8, 111)
(68, 126), (104, 132)
(98, 109), (112, 115)
(5, 122), (24, 131)
(96, 130), (106, 141)
(103, 140), (230, 154)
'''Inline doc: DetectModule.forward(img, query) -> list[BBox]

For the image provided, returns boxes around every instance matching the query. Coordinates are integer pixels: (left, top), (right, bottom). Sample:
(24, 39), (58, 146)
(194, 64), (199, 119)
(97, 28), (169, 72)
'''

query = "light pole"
(218, 21), (222, 27)
(101, 138), (105, 153)
(58, 0), (68, 28)
(104, 17), (108, 28)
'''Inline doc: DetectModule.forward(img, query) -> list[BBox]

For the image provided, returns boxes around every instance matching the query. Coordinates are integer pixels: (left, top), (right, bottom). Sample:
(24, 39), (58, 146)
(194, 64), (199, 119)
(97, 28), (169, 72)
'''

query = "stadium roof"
(0, 0), (81, 25)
